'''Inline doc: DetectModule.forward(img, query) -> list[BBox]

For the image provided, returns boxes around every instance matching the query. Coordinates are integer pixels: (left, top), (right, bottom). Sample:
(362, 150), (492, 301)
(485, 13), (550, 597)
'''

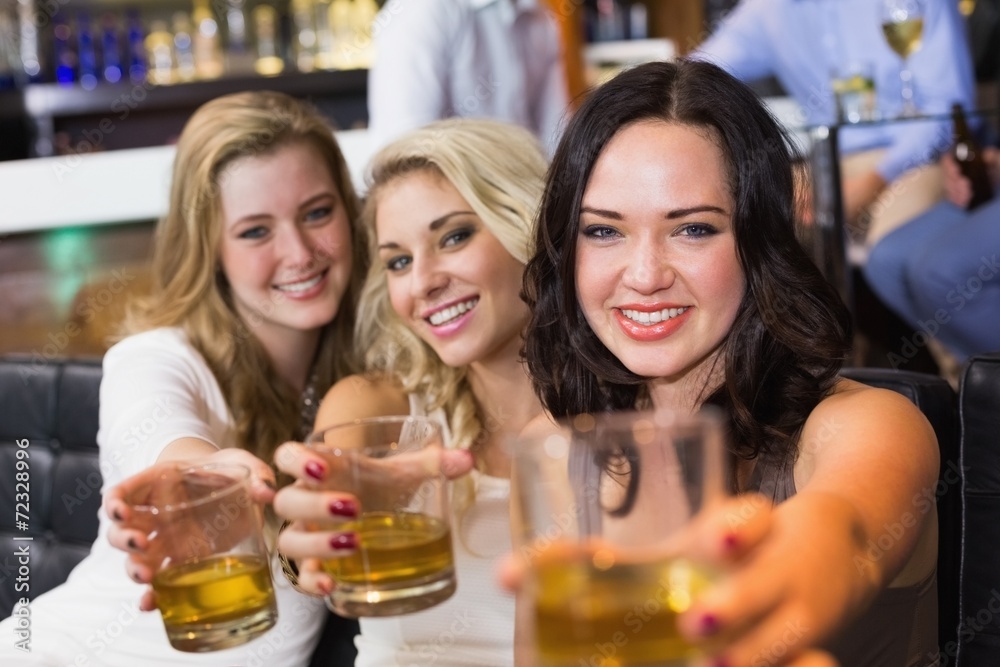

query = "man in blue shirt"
(864, 147), (1000, 370)
(695, 0), (975, 247)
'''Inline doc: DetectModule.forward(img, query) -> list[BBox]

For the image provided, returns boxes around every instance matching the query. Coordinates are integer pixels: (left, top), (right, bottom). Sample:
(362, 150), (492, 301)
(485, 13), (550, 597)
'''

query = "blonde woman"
(0, 91), (366, 666)
(272, 118), (547, 666)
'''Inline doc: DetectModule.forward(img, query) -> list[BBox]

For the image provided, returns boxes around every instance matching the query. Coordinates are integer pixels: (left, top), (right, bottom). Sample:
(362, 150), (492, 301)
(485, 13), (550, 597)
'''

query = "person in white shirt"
(366, 0), (570, 155)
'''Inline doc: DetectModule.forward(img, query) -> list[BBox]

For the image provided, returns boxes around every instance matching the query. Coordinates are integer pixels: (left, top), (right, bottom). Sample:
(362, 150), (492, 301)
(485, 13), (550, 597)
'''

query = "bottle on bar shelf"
(951, 103), (994, 210)
(53, 14), (76, 85)
(101, 13), (123, 84)
(192, 0), (224, 79)
(126, 9), (147, 83)
(252, 4), (284, 75)
(224, 0), (256, 75)
(292, 0), (318, 72)
(173, 12), (197, 82)
(313, 0), (335, 69)
(0, 5), (14, 89)
(327, 0), (354, 70)
(145, 19), (175, 85)
(351, 0), (378, 69)
(77, 13), (99, 89)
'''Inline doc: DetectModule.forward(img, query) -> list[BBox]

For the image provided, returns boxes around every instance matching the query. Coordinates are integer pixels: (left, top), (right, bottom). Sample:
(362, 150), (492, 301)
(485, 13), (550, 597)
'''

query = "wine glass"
(881, 0), (926, 117)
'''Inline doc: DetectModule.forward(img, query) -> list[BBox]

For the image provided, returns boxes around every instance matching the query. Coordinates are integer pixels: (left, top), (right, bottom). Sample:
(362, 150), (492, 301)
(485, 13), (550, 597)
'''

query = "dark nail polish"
(305, 460), (326, 481)
(330, 533), (358, 550)
(700, 613), (721, 636)
(112, 508), (123, 522)
(723, 532), (740, 551)
(126, 537), (138, 551)
(329, 498), (358, 518)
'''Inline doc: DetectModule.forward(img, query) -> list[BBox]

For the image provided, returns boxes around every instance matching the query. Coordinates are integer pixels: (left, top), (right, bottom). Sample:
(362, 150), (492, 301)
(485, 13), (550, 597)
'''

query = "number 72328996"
(15, 439), (29, 531)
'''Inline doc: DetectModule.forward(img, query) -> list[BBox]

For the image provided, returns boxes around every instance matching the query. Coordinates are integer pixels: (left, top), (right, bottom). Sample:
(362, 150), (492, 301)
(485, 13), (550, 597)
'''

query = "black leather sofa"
(951, 352), (1000, 666)
(1, 356), (997, 665)
(0, 356), (103, 617)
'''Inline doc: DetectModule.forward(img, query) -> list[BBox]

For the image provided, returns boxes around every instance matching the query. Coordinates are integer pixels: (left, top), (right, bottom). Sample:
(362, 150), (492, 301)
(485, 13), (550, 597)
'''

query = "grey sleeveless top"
(750, 455), (939, 667)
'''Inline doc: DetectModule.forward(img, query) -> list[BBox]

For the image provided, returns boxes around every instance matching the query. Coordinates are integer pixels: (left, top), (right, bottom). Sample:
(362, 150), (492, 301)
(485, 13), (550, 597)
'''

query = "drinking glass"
(831, 61), (877, 123)
(126, 462), (277, 652)
(881, 0), (925, 117)
(305, 415), (456, 617)
(511, 409), (728, 667)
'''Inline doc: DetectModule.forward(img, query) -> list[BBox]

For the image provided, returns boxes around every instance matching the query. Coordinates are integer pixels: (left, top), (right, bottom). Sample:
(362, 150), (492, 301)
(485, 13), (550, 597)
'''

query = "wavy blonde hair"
(357, 118), (547, 453)
(124, 91), (367, 463)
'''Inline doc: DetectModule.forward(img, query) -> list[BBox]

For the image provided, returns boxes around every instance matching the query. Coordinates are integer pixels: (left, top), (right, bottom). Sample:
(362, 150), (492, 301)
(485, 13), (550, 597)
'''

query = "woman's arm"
(99, 332), (278, 606)
(273, 374), (472, 595)
(678, 380), (939, 664)
(103, 447), (277, 602)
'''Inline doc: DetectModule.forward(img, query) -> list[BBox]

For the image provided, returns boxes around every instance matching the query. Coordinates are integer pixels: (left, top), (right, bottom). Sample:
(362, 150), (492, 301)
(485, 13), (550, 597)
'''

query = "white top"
(354, 396), (515, 666)
(0, 328), (326, 666)
(366, 0), (569, 155)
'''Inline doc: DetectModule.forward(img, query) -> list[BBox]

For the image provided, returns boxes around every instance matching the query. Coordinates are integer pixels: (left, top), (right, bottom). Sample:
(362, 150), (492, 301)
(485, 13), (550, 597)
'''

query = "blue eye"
(305, 206), (333, 222)
(678, 224), (718, 237)
(386, 255), (412, 272)
(239, 226), (268, 240)
(581, 225), (621, 239)
(442, 228), (473, 247)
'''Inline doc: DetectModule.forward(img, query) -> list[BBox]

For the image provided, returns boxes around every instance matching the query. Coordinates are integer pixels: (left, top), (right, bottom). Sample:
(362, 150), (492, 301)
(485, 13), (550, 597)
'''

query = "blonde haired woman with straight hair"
(273, 118), (548, 666)
(0, 91), (365, 666)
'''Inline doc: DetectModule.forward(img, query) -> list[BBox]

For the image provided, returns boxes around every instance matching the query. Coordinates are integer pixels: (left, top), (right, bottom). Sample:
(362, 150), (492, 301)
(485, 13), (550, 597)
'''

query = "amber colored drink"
(534, 552), (715, 667)
(323, 511), (456, 616)
(882, 19), (924, 58)
(153, 554), (276, 651)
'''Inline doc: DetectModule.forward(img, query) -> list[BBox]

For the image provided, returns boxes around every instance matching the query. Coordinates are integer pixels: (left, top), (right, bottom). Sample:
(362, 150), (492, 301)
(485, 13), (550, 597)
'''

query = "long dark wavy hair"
(523, 60), (851, 479)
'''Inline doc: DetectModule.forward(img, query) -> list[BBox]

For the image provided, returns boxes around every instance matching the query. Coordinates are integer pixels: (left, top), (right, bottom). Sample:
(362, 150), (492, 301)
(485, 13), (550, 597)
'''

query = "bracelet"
(276, 520), (322, 596)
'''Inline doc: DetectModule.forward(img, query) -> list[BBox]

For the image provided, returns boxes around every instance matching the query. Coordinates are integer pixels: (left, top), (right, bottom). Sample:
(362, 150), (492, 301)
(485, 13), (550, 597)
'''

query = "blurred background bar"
(0, 0), (997, 365)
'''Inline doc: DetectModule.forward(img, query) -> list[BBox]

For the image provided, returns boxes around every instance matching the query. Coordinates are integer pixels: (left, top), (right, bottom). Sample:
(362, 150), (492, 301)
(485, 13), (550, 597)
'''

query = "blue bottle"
(77, 13), (99, 89)
(126, 9), (146, 83)
(102, 13), (123, 84)
(53, 14), (76, 85)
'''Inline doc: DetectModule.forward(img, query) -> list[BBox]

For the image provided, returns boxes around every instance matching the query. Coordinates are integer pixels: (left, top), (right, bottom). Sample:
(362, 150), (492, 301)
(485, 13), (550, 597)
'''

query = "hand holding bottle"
(943, 146), (999, 210)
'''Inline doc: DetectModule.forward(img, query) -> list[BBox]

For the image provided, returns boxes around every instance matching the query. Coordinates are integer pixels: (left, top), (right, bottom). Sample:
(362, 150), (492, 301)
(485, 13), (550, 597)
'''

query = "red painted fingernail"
(700, 613), (721, 636)
(722, 532), (740, 551)
(305, 460), (326, 481)
(330, 533), (358, 550)
(328, 498), (358, 518)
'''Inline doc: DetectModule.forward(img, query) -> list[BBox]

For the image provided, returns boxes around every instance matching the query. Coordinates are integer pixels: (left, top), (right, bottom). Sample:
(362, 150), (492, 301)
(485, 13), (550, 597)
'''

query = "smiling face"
(575, 120), (745, 389)
(375, 169), (528, 369)
(217, 140), (352, 344)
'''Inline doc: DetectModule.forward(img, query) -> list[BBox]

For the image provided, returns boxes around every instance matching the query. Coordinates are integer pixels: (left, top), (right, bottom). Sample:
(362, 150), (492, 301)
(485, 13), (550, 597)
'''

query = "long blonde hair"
(125, 91), (367, 462)
(357, 118), (547, 452)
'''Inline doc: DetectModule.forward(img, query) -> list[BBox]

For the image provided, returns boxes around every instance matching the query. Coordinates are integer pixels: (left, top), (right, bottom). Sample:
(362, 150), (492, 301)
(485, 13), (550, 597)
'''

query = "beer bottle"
(951, 103), (994, 210)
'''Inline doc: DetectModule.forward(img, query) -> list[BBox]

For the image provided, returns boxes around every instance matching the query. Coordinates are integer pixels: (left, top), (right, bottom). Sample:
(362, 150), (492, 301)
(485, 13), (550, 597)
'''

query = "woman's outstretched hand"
(499, 493), (850, 667)
(272, 441), (475, 596)
(103, 447), (276, 611)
